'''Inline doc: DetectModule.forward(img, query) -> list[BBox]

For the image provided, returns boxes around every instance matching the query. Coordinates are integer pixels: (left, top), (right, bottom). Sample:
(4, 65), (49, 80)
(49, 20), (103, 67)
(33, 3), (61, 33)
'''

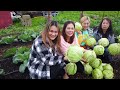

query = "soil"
(0, 41), (120, 79)
(0, 41), (32, 79)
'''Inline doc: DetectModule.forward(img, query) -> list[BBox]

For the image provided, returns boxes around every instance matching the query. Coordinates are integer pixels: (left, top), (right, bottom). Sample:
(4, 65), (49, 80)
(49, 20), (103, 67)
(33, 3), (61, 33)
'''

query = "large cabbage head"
(103, 64), (113, 72)
(89, 58), (102, 68)
(84, 63), (93, 75)
(86, 37), (96, 47)
(75, 22), (82, 31)
(83, 50), (96, 63)
(92, 68), (103, 79)
(65, 62), (77, 75)
(93, 45), (104, 55)
(66, 45), (83, 63)
(108, 43), (120, 55)
(103, 70), (114, 79)
(98, 38), (109, 47)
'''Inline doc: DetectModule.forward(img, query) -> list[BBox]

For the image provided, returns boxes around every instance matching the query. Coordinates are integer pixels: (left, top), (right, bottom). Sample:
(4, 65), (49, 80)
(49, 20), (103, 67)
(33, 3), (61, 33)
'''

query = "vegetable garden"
(0, 11), (120, 79)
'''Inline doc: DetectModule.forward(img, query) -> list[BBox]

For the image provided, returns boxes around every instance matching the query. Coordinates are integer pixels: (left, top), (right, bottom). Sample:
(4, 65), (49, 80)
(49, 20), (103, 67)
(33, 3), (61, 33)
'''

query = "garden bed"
(0, 57), (30, 79)
(0, 41), (120, 79)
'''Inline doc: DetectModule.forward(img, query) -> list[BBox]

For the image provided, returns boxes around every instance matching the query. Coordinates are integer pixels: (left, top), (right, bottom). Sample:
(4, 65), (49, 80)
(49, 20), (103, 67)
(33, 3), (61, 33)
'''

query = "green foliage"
(0, 36), (16, 44)
(18, 33), (33, 42)
(17, 46), (30, 54)
(12, 46), (30, 73)
(0, 11), (120, 38)
(13, 46), (30, 64)
(3, 47), (17, 58)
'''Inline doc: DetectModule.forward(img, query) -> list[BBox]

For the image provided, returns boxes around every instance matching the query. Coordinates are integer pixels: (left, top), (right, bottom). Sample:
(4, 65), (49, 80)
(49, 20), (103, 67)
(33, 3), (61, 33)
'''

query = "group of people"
(27, 16), (115, 79)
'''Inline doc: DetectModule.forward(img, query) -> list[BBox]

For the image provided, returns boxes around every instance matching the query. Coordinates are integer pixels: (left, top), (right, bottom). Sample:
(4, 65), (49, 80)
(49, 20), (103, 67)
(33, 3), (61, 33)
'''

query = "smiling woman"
(27, 20), (67, 79)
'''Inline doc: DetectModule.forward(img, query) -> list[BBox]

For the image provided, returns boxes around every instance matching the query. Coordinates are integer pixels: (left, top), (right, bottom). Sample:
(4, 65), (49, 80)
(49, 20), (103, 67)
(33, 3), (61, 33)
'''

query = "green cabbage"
(89, 58), (102, 68)
(92, 68), (103, 79)
(84, 63), (93, 75)
(108, 43), (120, 55)
(67, 45), (83, 63)
(75, 22), (82, 31)
(103, 70), (114, 79)
(103, 64), (113, 72)
(65, 63), (77, 75)
(93, 45), (104, 55)
(97, 62), (103, 71)
(83, 50), (96, 63)
(86, 37), (96, 47)
(98, 38), (109, 47)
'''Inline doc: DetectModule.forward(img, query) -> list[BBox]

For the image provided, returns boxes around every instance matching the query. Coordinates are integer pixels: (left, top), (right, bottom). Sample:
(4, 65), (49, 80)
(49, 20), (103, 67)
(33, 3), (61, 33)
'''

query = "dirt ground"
(0, 41), (120, 79)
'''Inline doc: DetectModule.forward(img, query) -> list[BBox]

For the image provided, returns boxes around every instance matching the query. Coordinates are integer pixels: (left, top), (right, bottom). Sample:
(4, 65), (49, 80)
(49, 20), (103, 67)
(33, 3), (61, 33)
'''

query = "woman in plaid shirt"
(27, 21), (66, 79)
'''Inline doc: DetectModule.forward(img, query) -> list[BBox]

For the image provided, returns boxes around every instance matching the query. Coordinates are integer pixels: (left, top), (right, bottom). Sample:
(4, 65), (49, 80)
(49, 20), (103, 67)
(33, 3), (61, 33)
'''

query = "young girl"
(27, 21), (67, 79)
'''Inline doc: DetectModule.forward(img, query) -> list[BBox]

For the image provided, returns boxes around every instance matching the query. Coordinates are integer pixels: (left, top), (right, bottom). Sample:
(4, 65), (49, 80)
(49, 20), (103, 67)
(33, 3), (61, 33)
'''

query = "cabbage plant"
(92, 68), (103, 79)
(86, 37), (96, 47)
(84, 63), (93, 75)
(103, 70), (114, 79)
(93, 45), (104, 55)
(65, 63), (77, 75)
(75, 22), (82, 31)
(89, 58), (102, 68)
(103, 64), (113, 72)
(98, 38), (109, 47)
(83, 50), (96, 63)
(66, 45), (83, 63)
(108, 43), (120, 55)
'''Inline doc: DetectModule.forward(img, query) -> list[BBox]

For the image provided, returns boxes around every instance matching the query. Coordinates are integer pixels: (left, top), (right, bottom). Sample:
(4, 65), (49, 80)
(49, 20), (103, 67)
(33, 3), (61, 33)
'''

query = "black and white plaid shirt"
(27, 36), (65, 79)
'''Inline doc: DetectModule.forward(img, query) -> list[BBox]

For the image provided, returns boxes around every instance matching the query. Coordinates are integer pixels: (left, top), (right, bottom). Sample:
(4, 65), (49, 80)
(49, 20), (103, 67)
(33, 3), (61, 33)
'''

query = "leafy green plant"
(24, 30), (39, 39)
(0, 36), (16, 44)
(3, 47), (17, 58)
(18, 34), (33, 42)
(12, 46), (30, 73)
(19, 60), (28, 73)
(17, 46), (30, 54)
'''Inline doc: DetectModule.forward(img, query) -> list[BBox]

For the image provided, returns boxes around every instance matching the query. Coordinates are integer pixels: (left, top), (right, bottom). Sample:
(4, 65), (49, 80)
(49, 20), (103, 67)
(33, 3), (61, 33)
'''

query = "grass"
(0, 11), (120, 36)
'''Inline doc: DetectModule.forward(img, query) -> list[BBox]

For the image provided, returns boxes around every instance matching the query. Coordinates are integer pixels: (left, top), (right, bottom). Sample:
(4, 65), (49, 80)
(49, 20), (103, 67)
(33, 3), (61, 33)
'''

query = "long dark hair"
(41, 20), (61, 53)
(98, 17), (114, 37)
(62, 21), (75, 44)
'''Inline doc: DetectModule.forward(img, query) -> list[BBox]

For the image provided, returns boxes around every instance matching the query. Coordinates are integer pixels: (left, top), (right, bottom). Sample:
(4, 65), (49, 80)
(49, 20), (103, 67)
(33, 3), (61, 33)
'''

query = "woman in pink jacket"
(60, 21), (85, 75)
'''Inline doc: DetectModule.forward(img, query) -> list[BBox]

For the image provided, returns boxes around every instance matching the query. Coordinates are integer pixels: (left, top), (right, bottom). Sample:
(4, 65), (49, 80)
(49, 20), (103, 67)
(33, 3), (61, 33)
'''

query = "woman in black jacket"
(93, 17), (115, 63)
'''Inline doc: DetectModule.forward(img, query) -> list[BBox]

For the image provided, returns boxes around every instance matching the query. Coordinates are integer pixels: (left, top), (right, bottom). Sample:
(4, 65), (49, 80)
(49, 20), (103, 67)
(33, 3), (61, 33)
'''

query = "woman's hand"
(77, 30), (82, 34)
(64, 55), (68, 61)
